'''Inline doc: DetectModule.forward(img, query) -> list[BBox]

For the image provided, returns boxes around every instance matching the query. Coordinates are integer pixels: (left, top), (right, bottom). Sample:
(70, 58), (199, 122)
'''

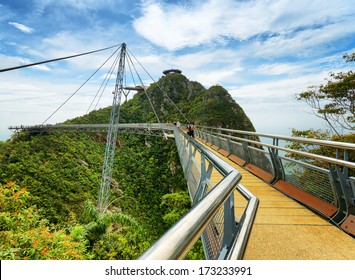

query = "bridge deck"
(202, 142), (355, 260)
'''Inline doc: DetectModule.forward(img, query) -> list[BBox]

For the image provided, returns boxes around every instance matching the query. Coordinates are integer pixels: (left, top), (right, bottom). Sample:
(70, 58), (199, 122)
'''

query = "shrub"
(0, 182), (87, 260)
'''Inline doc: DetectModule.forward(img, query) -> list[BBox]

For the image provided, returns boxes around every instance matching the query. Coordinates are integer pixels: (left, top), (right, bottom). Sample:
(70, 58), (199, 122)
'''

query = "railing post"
(217, 128), (223, 149)
(193, 154), (206, 204)
(226, 133), (234, 156)
(241, 141), (251, 165)
(208, 129), (213, 144)
(177, 133), (185, 157)
(217, 195), (237, 259)
(328, 164), (348, 224)
(328, 149), (354, 224)
(193, 155), (213, 205)
(185, 139), (198, 180)
(268, 138), (285, 183)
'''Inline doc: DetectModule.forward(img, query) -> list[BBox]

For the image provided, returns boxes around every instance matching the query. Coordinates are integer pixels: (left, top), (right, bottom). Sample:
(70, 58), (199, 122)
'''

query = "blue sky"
(1, 0), (355, 140)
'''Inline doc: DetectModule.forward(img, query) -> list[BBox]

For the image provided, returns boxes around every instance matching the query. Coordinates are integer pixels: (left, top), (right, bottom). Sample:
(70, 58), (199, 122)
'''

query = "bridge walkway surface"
(199, 141), (355, 260)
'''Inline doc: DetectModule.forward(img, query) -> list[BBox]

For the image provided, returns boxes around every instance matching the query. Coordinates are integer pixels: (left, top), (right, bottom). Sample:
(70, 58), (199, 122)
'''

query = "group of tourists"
(174, 121), (195, 138)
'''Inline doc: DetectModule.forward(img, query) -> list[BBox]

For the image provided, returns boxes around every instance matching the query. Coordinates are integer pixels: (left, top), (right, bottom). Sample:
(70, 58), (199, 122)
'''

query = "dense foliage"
(0, 73), (256, 259)
(0, 182), (87, 259)
(120, 73), (255, 131)
(291, 53), (355, 174)
(66, 73), (255, 131)
(287, 53), (355, 198)
(286, 128), (355, 177)
(297, 53), (354, 136)
(0, 131), (188, 259)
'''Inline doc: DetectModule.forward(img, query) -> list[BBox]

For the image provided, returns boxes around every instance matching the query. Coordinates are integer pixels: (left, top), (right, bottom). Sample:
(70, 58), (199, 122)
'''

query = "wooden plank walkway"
(202, 143), (355, 260)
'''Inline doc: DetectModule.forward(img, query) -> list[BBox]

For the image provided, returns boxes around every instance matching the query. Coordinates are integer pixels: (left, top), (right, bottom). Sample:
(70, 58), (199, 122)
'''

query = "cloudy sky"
(1, 0), (355, 140)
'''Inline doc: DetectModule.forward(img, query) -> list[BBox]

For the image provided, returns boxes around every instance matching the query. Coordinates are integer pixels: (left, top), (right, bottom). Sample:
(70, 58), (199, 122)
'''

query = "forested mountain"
(0, 72), (255, 260)
(68, 72), (256, 131)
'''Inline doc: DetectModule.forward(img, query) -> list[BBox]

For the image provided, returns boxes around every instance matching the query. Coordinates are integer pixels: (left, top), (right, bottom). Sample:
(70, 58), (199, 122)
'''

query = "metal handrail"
(196, 126), (355, 230)
(226, 183), (259, 260)
(197, 125), (355, 150)
(9, 123), (171, 131)
(139, 129), (259, 260)
(197, 127), (355, 169)
(139, 171), (241, 259)
(9, 123), (355, 151)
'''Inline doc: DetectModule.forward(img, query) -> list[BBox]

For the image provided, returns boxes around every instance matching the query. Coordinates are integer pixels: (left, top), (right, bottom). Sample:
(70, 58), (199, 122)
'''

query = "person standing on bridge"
(176, 121), (181, 130)
(187, 122), (195, 138)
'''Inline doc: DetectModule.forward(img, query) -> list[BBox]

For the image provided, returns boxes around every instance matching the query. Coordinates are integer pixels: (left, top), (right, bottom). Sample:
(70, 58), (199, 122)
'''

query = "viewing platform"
(201, 141), (355, 259)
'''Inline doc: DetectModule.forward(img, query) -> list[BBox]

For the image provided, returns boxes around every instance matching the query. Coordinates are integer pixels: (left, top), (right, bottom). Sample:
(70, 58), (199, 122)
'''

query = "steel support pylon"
(98, 43), (126, 213)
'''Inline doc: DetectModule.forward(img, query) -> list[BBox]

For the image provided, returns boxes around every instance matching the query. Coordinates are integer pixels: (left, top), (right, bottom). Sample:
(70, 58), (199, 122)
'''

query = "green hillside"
(0, 73), (255, 260)
(68, 73), (256, 131)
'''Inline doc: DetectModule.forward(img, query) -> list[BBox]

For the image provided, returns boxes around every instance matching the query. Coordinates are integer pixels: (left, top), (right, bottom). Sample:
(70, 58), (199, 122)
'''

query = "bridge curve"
(203, 143), (355, 259)
(8, 123), (355, 259)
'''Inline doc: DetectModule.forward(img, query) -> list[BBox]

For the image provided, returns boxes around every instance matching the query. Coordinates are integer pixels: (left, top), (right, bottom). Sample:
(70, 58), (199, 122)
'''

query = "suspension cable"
(126, 48), (190, 124)
(126, 52), (162, 124)
(93, 54), (119, 111)
(126, 57), (137, 88)
(87, 48), (121, 113)
(0, 44), (121, 73)
(42, 45), (122, 124)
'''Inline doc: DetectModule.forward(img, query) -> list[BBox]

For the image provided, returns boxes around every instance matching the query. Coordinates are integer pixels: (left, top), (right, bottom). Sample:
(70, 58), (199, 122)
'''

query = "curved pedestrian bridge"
(9, 123), (355, 259)
(204, 143), (355, 260)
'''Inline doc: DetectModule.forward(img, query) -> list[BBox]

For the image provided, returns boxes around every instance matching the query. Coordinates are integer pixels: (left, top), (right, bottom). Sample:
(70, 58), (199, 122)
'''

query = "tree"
(0, 182), (87, 259)
(80, 200), (142, 245)
(343, 53), (355, 62)
(286, 129), (355, 168)
(297, 53), (355, 136)
(77, 200), (150, 259)
(160, 191), (191, 226)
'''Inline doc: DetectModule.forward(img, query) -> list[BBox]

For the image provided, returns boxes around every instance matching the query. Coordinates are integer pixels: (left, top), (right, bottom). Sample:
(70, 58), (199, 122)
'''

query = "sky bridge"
(202, 141), (355, 259)
(10, 123), (355, 260)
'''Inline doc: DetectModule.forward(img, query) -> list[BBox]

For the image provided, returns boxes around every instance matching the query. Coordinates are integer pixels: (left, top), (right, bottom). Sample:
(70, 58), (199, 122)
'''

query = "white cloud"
(0, 69), (113, 131)
(32, 0), (125, 15)
(0, 55), (51, 72)
(8, 22), (34, 33)
(139, 49), (245, 86)
(4, 31), (125, 81)
(134, 0), (355, 51)
(229, 72), (330, 102)
(256, 63), (302, 76)
(17, 58), (51, 71)
(250, 20), (355, 59)
(226, 72), (336, 134)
